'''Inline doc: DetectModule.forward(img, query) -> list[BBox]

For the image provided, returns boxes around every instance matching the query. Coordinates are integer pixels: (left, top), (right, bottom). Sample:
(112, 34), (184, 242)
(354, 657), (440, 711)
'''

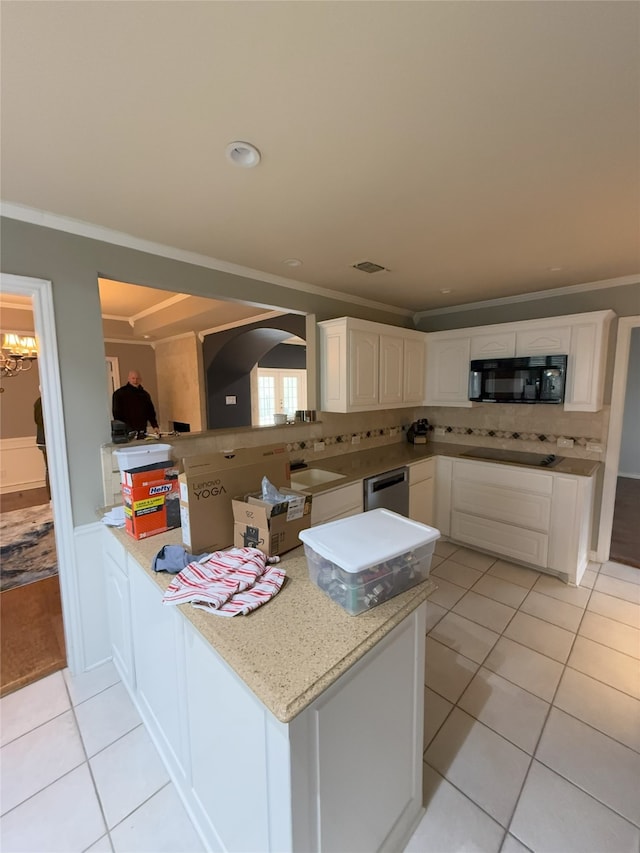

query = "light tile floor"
(1, 543), (638, 853)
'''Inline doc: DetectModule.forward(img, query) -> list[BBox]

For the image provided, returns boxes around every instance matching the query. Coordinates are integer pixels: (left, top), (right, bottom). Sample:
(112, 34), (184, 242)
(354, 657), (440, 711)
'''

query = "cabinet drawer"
(409, 458), (435, 485)
(311, 482), (363, 526)
(451, 511), (548, 568)
(452, 481), (551, 532)
(452, 459), (553, 496)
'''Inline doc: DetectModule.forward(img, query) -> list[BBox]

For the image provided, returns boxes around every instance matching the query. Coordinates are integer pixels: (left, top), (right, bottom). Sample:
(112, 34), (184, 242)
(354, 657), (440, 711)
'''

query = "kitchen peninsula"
(103, 523), (436, 853)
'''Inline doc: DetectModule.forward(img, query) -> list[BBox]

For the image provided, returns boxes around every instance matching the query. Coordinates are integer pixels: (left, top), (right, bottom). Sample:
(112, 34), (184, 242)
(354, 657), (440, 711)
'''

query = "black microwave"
(469, 355), (568, 404)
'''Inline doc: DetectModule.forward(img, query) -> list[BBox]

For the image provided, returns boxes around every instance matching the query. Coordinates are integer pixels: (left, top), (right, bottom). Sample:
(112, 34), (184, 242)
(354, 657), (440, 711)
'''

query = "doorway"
(598, 316), (640, 569)
(0, 273), (78, 693)
(0, 297), (66, 694)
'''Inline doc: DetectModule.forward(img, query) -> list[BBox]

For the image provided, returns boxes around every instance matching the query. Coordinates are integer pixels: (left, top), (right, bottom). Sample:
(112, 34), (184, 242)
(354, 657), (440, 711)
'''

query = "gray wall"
(415, 282), (640, 331)
(0, 216), (411, 525)
(619, 327), (640, 477)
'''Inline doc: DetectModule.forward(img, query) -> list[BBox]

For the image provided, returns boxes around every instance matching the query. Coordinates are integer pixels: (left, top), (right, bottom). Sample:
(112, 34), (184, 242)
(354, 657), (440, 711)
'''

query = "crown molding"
(413, 274), (640, 322)
(1, 201), (412, 318)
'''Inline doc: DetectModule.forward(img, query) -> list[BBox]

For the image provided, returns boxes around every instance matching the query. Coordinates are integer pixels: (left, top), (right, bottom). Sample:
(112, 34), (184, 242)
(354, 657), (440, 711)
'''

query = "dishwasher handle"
(369, 469), (408, 493)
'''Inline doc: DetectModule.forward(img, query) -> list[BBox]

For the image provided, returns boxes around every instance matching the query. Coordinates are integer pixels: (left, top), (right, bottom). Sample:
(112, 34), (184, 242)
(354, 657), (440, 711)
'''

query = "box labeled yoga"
(178, 444), (290, 554)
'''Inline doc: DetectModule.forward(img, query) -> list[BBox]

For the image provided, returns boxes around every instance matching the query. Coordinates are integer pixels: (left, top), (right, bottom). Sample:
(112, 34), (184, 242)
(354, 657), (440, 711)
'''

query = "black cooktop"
(460, 448), (564, 468)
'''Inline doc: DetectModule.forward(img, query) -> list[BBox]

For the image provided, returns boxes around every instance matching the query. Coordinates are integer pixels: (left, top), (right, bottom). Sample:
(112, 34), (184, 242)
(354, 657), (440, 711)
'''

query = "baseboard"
(617, 472), (640, 480)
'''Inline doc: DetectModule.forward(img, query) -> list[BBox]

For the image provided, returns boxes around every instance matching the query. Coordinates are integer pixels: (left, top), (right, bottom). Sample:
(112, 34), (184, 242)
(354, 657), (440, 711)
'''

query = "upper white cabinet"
(470, 331), (516, 360)
(424, 309), (614, 412)
(319, 317), (425, 412)
(424, 335), (472, 407)
(515, 325), (572, 357)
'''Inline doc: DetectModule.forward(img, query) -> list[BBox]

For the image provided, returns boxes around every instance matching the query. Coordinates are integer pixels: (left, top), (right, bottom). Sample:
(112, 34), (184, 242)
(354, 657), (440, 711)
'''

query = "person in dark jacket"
(34, 395), (50, 500)
(112, 370), (160, 439)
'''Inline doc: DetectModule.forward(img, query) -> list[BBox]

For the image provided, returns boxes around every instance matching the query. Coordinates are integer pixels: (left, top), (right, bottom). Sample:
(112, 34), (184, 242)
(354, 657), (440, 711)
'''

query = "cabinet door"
(564, 321), (602, 411)
(379, 334), (404, 405)
(129, 564), (189, 780)
(349, 329), (379, 408)
(104, 549), (135, 690)
(403, 337), (426, 403)
(409, 479), (434, 526)
(425, 337), (472, 406)
(516, 325), (571, 356)
(470, 331), (516, 359)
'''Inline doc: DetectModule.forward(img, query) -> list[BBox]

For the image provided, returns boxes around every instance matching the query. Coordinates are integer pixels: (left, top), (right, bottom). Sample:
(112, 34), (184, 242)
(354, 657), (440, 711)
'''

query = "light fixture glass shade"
(0, 332), (38, 378)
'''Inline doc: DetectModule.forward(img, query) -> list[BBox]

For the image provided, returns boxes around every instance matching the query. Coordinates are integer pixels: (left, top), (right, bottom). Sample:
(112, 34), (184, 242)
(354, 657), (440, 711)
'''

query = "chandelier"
(0, 333), (38, 378)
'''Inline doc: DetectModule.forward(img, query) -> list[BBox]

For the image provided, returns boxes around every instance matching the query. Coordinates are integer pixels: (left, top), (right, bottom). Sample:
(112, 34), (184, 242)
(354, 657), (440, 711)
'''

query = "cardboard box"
(121, 461), (181, 540)
(232, 487), (312, 557)
(178, 444), (290, 554)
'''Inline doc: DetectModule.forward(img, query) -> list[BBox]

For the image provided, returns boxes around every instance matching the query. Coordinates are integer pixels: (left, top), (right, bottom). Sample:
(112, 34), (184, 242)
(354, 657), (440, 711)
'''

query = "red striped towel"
(162, 547), (284, 616)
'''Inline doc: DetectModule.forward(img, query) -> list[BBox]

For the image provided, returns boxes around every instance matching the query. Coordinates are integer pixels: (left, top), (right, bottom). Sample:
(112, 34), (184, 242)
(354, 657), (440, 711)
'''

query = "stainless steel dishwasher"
(363, 467), (410, 516)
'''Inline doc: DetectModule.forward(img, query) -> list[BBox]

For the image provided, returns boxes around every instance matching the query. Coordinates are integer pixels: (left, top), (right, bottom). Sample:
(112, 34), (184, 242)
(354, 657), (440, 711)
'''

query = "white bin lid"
(114, 443), (173, 473)
(299, 508), (440, 573)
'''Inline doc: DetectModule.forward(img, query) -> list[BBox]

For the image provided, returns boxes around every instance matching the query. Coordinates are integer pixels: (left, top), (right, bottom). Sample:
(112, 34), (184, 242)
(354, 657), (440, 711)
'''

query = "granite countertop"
(105, 524), (436, 724)
(293, 441), (600, 495)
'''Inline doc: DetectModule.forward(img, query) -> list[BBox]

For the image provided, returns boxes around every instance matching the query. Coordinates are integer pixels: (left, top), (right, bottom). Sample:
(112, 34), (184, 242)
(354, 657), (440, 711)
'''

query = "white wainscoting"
(0, 436), (45, 493)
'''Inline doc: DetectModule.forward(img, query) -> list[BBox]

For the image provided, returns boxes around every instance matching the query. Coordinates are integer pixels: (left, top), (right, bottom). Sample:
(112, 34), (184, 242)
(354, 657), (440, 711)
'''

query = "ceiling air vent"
(352, 261), (388, 274)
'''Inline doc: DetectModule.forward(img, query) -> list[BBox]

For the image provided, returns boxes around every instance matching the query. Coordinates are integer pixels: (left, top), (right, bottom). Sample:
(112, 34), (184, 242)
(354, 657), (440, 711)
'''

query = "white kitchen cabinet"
(128, 563), (190, 783)
(349, 328), (379, 408)
(438, 458), (594, 584)
(102, 527), (428, 853)
(319, 317), (426, 412)
(564, 315), (613, 411)
(409, 459), (435, 526)
(403, 337), (427, 403)
(470, 331), (516, 359)
(424, 309), (614, 412)
(379, 333), (405, 405)
(515, 325), (572, 356)
(103, 532), (135, 690)
(424, 334), (472, 406)
(310, 480), (363, 526)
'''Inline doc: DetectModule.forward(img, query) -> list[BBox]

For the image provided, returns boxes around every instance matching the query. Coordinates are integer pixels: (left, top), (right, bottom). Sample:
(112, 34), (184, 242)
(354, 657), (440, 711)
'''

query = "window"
(251, 368), (307, 425)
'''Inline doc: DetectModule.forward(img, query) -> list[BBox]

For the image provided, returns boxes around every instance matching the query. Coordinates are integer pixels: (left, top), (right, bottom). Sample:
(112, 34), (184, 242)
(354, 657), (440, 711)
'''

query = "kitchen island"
(103, 524), (436, 853)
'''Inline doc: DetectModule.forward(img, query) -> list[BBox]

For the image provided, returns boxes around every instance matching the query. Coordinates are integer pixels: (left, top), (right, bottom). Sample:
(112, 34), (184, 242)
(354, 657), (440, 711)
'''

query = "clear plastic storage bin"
(114, 443), (173, 475)
(299, 508), (440, 615)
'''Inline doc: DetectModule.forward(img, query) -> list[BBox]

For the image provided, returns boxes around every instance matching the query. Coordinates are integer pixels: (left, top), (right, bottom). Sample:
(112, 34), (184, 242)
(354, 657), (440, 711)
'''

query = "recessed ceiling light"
(439, 288), (452, 294)
(283, 258), (302, 267)
(548, 267), (563, 272)
(225, 141), (261, 168)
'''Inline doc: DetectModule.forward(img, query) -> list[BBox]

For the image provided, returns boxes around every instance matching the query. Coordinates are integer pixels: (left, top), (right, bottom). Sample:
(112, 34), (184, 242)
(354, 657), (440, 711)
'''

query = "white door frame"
(596, 315), (640, 563)
(0, 273), (82, 674)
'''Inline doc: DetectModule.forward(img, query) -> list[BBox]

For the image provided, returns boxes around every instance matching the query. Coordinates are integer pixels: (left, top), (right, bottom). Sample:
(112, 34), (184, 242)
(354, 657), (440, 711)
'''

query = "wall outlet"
(586, 442), (603, 453)
(557, 437), (574, 448)
(314, 441), (325, 452)
(434, 426), (446, 437)
(351, 435), (361, 445)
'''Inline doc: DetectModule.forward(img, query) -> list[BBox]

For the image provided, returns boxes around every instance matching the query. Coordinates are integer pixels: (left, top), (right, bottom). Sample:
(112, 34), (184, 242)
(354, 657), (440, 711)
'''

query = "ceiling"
(1, 1), (638, 314)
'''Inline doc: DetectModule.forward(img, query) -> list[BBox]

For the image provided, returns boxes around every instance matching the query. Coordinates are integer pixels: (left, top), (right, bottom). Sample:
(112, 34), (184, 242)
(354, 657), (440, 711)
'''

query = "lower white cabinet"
(409, 459), (435, 526)
(440, 458), (593, 584)
(310, 480), (363, 526)
(102, 528), (427, 853)
(104, 532), (135, 690)
(128, 565), (190, 783)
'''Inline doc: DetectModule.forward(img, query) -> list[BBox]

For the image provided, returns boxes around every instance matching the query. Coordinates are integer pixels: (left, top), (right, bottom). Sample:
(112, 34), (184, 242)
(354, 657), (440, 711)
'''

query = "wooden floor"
(610, 476), (640, 570)
(0, 487), (66, 696)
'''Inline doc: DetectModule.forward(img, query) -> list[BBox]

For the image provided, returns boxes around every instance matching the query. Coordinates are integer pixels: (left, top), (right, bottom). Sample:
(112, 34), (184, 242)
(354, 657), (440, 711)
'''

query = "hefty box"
(232, 487), (312, 557)
(178, 444), (290, 554)
(121, 461), (181, 540)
